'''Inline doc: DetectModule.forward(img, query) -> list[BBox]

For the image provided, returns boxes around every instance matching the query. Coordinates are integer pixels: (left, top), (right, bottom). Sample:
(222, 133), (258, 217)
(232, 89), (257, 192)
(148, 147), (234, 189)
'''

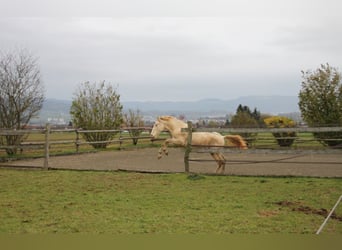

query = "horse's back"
(191, 132), (224, 146)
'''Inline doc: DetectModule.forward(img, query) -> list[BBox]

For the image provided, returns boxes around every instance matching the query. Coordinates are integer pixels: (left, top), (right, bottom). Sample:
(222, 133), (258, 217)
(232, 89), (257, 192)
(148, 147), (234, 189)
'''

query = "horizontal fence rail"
(182, 126), (342, 148)
(194, 127), (342, 133)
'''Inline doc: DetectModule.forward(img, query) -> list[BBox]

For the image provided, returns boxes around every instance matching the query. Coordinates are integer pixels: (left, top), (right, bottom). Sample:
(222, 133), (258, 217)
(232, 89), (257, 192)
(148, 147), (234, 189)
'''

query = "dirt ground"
(1, 147), (342, 177)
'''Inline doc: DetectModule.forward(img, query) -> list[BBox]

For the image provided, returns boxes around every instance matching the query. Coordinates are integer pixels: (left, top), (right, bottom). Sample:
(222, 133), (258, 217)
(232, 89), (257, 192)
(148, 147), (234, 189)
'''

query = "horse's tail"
(224, 135), (248, 149)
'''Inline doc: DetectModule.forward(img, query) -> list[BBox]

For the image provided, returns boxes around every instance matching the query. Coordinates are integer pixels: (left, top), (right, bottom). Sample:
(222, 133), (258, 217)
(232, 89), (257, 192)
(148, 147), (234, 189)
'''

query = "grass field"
(0, 169), (341, 234)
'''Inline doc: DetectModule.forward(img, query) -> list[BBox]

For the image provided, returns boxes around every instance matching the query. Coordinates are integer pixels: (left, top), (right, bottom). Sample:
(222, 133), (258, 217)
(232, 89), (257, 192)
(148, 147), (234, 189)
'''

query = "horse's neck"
(166, 119), (187, 138)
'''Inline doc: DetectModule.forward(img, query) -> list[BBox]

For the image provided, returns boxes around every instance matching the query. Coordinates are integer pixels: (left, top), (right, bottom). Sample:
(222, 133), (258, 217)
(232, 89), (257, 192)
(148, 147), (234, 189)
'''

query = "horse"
(150, 116), (247, 174)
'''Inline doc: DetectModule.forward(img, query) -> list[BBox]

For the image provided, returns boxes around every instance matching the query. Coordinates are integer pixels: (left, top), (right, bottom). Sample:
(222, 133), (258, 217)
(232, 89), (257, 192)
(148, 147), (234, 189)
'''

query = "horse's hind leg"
(217, 153), (226, 174)
(213, 153), (226, 174)
(211, 153), (224, 174)
(210, 153), (219, 172)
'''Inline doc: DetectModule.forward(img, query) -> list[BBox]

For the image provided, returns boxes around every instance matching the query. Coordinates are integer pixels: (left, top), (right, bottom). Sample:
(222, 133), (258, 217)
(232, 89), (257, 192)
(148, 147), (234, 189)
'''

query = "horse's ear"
(159, 116), (171, 121)
(157, 116), (166, 121)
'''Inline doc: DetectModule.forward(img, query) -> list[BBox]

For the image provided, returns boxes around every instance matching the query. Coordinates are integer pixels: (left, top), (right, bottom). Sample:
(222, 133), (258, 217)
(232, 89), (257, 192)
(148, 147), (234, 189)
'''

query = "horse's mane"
(158, 116), (187, 127)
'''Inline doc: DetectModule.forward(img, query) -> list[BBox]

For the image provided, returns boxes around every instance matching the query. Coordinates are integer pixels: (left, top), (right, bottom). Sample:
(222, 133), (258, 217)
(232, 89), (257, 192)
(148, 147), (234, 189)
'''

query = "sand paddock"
(1, 147), (341, 177)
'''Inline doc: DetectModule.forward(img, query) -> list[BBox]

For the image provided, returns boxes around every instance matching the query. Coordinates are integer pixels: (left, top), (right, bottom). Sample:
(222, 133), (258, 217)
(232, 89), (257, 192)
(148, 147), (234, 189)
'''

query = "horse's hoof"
(158, 155), (162, 160)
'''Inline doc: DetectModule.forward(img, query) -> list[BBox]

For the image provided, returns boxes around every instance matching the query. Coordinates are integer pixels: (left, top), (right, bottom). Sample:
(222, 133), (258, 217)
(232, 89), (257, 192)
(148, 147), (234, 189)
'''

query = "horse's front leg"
(158, 139), (170, 159)
(158, 138), (185, 159)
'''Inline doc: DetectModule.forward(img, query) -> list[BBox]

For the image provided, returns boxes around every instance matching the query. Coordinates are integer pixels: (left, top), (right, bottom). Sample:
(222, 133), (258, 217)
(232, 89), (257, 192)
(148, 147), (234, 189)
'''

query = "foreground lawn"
(0, 169), (341, 234)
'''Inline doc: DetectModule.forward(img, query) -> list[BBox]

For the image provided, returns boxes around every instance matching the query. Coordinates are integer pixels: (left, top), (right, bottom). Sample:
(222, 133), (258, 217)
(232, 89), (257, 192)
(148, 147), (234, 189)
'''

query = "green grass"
(0, 169), (341, 234)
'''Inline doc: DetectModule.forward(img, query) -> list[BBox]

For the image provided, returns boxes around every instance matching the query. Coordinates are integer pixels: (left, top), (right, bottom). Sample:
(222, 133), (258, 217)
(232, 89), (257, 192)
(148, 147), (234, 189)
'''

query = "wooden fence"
(182, 122), (342, 173)
(0, 124), (154, 169)
(1, 123), (342, 171)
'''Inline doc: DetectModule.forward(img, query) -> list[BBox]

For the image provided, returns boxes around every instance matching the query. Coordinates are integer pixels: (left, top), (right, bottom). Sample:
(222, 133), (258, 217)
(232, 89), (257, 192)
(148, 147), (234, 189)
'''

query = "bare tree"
(0, 49), (44, 155)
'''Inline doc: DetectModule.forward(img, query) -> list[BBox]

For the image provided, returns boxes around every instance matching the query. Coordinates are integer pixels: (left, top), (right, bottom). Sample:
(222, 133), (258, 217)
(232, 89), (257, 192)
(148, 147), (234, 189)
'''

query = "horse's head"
(150, 118), (166, 139)
(151, 116), (186, 139)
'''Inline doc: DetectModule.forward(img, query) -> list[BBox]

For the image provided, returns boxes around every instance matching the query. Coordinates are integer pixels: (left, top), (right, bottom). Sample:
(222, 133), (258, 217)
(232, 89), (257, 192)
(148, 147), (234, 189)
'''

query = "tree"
(230, 105), (259, 145)
(0, 49), (44, 155)
(235, 105), (264, 126)
(123, 109), (144, 145)
(70, 81), (123, 149)
(298, 63), (342, 147)
(230, 111), (259, 128)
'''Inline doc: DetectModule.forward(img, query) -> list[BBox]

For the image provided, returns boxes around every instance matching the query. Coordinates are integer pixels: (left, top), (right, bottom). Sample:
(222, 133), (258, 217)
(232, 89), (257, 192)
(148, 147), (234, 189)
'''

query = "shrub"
(264, 116), (297, 147)
(70, 81), (123, 149)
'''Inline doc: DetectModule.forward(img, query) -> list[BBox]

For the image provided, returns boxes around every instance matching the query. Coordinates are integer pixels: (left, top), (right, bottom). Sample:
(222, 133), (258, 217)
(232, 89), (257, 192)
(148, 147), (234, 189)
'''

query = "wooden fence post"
(119, 129), (123, 150)
(76, 129), (80, 153)
(184, 121), (193, 173)
(44, 123), (50, 169)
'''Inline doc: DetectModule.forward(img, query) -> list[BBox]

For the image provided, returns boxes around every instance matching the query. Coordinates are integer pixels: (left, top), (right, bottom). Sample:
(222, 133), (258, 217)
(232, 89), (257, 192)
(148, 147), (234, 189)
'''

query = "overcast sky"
(1, 0), (341, 101)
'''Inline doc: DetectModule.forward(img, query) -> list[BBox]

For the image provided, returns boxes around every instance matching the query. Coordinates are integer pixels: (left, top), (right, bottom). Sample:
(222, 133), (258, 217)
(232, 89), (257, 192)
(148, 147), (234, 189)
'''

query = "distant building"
(47, 117), (67, 125)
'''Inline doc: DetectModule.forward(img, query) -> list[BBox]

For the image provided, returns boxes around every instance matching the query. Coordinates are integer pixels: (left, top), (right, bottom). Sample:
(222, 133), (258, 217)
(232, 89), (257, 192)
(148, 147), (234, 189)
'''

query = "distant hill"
(31, 99), (72, 125)
(32, 96), (300, 124)
(123, 96), (299, 114)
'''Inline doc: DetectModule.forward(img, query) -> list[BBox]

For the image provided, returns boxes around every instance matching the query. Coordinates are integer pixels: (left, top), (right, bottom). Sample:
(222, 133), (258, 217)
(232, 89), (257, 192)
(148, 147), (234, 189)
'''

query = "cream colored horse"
(150, 116), (247, 174)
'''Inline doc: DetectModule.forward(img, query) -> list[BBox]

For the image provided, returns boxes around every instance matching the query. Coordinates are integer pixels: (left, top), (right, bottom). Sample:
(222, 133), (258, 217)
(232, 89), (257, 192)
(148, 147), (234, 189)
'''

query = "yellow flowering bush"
(264, 116), (297, 147)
